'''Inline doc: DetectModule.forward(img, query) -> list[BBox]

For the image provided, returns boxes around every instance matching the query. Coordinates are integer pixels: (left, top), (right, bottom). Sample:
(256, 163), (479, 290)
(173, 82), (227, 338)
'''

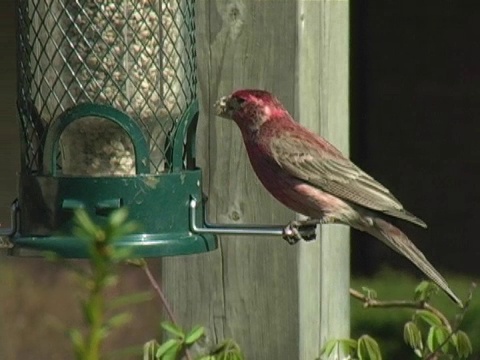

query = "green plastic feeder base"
(11, 233), (216, 258)
(14, 170), (217, 258)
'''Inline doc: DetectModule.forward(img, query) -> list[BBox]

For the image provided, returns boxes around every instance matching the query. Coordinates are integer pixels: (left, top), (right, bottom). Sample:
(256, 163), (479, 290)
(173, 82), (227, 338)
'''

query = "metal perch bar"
(189, 197), (318, 238)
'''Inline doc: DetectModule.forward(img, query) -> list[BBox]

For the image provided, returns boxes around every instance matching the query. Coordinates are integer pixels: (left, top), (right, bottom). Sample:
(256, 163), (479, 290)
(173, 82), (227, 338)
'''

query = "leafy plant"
(143, 322), (204, 360)
(322, 336), (381, 359)
(321, 281), (475, 360)
(52, 210), (474, 360)
(402, 282), (474, 359)
(47, 208), (150, 360)
(142, 321), (244, 360)
(54, 209), (244, 360)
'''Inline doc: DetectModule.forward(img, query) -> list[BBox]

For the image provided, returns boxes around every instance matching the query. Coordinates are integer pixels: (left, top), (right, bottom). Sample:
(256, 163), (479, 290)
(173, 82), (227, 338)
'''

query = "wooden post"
(162, 1), (349, 359)
(296, 2), (350, 358)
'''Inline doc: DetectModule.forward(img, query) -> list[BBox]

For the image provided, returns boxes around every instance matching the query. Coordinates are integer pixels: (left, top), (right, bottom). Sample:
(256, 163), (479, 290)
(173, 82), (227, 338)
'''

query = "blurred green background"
(352, 269), (480, 359)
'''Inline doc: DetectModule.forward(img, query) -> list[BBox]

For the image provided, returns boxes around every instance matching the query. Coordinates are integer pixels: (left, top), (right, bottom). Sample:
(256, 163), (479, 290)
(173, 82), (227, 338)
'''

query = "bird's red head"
(214, 89), (287, 131)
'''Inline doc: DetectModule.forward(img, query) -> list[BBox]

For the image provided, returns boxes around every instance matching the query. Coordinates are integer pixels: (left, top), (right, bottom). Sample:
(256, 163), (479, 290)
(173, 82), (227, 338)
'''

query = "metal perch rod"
(189, 197), (318, 238)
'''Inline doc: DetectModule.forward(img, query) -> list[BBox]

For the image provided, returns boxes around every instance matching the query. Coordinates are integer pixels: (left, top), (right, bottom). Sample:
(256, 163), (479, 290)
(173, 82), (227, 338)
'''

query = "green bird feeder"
(3, 0), (217, 257)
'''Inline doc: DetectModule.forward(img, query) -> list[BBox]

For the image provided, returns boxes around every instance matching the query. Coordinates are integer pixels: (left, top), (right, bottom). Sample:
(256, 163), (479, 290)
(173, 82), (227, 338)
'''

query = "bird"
(214, 88), (462, 307)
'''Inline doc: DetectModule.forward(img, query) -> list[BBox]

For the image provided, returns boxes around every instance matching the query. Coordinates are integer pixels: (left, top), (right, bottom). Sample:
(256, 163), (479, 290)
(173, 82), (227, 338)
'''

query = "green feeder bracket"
(188, 197), (319, 242)
(189, 197), (284, 236)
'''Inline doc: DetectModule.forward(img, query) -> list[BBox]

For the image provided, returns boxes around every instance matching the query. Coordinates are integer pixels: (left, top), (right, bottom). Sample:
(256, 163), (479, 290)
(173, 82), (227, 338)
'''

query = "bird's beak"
(214, 95), (232, 119)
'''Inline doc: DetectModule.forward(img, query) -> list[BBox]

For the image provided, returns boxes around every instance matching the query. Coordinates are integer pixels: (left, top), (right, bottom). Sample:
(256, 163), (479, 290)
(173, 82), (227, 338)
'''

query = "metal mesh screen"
(17, 0), (197, 175)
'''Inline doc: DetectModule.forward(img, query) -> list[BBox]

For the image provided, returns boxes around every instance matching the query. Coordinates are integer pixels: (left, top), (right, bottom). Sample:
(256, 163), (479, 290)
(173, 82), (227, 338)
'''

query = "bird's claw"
(282, 220), (318, 244)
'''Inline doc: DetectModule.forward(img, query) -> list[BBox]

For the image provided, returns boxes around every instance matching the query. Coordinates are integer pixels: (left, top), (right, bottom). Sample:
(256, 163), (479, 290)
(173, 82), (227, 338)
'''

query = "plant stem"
(142, 262), (193, 360)
(349, 288), (452, 331)
(143, 262), (178, 325)
(83, 259), (108, 360)
(84, 285), (104, 360)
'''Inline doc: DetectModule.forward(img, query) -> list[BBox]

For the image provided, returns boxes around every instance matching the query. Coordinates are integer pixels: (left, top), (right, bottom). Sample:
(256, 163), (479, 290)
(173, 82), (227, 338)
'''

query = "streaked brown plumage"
(215, 89), (462, 307)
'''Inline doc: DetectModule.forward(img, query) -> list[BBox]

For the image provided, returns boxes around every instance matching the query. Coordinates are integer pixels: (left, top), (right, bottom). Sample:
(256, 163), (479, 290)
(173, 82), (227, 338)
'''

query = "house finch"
(214, 89), (462, 307)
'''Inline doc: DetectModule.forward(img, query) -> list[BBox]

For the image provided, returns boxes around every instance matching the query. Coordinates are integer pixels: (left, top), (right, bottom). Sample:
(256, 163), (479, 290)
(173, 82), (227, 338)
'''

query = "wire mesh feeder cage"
(8, 0), (217, 257)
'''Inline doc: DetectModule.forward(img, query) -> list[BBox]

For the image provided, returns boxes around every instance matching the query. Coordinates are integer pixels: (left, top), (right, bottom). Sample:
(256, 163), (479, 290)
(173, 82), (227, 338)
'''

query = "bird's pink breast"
(243, 139), (349, 219)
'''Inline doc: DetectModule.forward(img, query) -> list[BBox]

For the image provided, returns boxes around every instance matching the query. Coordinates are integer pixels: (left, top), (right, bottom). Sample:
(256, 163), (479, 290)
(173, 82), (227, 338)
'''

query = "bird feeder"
(4, 0), (217, 257)
(0, 0), (321, 258)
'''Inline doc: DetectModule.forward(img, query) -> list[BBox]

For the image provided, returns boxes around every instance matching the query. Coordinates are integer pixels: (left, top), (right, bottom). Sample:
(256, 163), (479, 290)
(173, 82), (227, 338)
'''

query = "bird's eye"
(228, 97), (246, 111)
(235, 98), (246, 105)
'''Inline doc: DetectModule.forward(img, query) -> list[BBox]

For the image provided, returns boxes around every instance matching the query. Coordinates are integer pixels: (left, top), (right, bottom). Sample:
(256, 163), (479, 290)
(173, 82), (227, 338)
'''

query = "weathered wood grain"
(316, 2), (351, 355)
(296, 1), (350, 359)
(162, 1), (350, 359)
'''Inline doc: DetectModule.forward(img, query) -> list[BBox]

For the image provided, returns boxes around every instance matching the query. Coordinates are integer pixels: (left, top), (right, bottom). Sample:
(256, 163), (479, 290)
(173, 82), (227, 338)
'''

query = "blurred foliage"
(322, 335), (382, 360)
(1, 208), (477, 360)
(62, 209), (243, 360)
(48, 208), (149, 360)
(144, 322), (244, 360)
(351, 268), (479, 359)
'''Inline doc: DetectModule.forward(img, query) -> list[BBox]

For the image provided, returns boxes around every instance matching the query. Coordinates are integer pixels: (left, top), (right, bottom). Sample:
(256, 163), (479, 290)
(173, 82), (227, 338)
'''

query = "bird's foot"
(282, 219), (319, 244)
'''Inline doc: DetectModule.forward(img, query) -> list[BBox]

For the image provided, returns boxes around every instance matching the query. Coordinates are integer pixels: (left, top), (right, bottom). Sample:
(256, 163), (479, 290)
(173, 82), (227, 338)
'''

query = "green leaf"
(414, 310), (443, 327)
(361, 286), (377, 300)
(111, 247), (134, 262)
(143, 340), (159, 360)
(97, 325), (110, 341)
(339, 339), (358, 356)
(106, 312), (132, 329)
(127, 258), (147, 268)
(197, 356), (215, 360)
(210, 339), (244, 359)
(108, 208), (129, 228)
(185, 325), (205, 345)
(455, 330), (473, 359)
(215, 352), (243, 360)
(44, 251), (62, 262)
(426, 326), (449, 354)
(160, 342), (181, 360)
(403, 321), (423, 353)
(161, 321), (185, 338)
(450, 332), (458, 348)
(155, 339), (178, 358)
(119, 221), (138, 235)
(68, 328), (85, 354)
(357, 335), (382, 360)
(321, 339), (338, 357)
(81, 299), (93, 324)
(414, 348), (423, 358)
(74, 209), (100, 239)
(321, 339), (357, 358)
(414, 281), (438, 302)
(104, 274), (119, 288)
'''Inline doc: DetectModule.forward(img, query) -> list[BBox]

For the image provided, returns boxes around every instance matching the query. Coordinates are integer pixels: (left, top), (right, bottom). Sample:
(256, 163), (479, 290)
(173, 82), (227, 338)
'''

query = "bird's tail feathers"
(365, 217), (463, 308)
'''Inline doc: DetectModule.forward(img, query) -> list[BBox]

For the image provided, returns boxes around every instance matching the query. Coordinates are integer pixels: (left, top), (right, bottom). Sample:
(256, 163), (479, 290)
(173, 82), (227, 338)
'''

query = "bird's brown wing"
(270, 134), (427, 227)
